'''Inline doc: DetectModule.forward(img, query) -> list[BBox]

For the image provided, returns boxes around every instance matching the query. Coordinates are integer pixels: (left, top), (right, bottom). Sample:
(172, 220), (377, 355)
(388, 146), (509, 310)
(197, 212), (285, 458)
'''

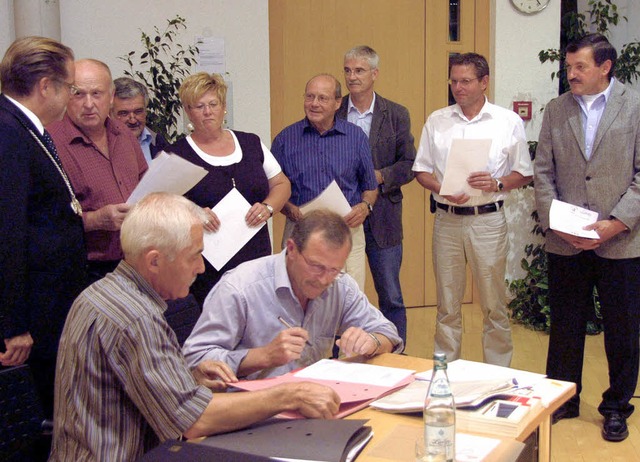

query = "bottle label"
(425, 425), (454, 461)
(429, 379), (452, 398)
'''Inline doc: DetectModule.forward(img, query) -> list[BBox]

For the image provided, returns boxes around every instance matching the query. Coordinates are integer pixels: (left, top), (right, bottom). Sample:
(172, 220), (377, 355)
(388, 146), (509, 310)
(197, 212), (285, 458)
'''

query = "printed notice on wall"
(195, 36), (225, 74)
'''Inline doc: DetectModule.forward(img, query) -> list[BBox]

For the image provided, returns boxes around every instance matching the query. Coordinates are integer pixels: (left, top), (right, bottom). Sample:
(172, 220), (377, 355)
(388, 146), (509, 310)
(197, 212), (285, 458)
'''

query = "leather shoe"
(551, 406), (579, 425)
(602, 413), (629, 442)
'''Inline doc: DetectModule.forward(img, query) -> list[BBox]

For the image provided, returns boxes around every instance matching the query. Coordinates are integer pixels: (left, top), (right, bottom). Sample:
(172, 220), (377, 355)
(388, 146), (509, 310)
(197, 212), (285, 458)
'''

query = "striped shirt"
(50, 261), (212, 462)
(271, 117), (377, 206)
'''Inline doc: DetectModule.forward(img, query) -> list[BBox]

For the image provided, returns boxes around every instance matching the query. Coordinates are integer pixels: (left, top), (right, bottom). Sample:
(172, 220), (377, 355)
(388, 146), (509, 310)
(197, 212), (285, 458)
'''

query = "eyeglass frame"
(189, 100), (222, 112)
(55, 79), (79, 96)
(447, 77), (482, 88)
(298, 249), (344, 278)
(302, 93), (338, 105)
(343, 67), (373, 77)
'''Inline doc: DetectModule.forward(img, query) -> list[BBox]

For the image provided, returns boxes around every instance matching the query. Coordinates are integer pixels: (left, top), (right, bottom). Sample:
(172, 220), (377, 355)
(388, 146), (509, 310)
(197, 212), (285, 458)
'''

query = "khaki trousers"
(432, 207), (512, 366)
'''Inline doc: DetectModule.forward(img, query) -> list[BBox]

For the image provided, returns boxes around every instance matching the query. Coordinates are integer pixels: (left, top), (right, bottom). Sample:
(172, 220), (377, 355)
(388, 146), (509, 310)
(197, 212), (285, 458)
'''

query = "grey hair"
(344, 45), (379, 70)
(121, 193), (206, 261)
(114, 76), (149, 106)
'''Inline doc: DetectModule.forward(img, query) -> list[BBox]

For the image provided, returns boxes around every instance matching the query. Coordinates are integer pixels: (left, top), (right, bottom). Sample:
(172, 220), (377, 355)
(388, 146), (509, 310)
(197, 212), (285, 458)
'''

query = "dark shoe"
(602, 413), (629, 442)
(552, 406), (579, 424)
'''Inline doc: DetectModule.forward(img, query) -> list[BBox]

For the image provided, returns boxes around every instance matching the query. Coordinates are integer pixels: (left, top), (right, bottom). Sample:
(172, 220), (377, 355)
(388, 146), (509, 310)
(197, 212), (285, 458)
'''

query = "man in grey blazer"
(337, 46), (415, 345)
(535, 34), (640, 442)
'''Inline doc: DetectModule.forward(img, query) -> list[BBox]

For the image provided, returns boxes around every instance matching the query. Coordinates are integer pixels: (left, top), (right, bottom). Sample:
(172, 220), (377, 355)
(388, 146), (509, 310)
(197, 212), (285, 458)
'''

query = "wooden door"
(268, 0), (489, 308)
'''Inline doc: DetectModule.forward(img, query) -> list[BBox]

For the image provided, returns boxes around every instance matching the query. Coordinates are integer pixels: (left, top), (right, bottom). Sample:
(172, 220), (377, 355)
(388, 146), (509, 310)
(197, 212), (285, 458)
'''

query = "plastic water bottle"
(423, 352), (455, 462)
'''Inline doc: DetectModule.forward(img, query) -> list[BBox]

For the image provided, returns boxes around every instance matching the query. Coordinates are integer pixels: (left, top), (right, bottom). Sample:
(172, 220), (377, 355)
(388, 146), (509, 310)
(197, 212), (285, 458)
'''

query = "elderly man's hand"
(283, 382), (341, 419)
(262, 327), (309, 367)
(335, 327), (378, 358)
(192, 360), (238, 391)
(344, 202), (369, 228)
(0, 332), (34, 366)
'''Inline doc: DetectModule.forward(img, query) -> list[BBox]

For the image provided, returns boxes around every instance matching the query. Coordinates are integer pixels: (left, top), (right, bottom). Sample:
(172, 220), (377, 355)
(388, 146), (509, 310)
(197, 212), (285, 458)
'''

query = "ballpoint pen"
(278, 316), (312, 346)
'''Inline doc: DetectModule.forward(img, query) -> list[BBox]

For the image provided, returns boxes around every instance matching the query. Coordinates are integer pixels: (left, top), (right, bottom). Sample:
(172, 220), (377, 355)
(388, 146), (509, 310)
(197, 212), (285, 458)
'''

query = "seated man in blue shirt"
(183, 209), (403, 380)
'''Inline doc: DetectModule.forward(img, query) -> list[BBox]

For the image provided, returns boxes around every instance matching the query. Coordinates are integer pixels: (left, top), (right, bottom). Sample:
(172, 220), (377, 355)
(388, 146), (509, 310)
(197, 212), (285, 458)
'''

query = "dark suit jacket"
(337, 93), (416, 247)
(535, 80), (640, 258)
(0, 94), (87, 360)
(149, 129), (169, 159)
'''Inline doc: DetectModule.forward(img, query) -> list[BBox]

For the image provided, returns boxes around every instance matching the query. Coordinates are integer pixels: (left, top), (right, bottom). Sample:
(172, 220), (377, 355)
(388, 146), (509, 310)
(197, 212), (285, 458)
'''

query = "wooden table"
(348, 354), (576, 462)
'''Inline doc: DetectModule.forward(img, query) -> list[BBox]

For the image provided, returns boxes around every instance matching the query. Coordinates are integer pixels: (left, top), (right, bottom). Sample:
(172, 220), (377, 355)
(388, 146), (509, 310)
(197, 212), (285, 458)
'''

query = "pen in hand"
(278, 316), (312, 346)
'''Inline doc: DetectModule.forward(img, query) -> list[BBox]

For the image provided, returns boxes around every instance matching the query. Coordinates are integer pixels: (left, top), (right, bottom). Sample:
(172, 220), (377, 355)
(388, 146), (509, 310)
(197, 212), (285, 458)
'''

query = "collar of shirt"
(347, 93), (375, 137)
(5, 94), (44, 134)
(116, 260), (168, 314)
(573, 77), (615, 115)
(302, 117), (347, 136)
(451, 96), (493, 123)
(65, 115), (122, 145)
(139, 126), (152, 144)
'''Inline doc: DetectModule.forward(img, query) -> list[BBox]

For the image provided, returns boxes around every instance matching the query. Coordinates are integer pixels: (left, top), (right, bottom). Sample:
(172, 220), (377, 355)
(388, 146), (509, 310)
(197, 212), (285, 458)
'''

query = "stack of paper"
(232, 359), (415, 419)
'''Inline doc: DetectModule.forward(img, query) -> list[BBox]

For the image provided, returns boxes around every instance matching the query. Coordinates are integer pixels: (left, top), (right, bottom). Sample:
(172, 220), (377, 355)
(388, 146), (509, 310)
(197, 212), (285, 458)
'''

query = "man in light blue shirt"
(112, 77), (168, 164)
(182, 209), (403, 380)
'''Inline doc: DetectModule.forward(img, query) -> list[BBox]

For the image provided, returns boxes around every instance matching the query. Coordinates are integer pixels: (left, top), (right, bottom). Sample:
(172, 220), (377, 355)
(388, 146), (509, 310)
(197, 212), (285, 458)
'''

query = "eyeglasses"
(448, 77), (481, 87)
(303, 93), (336, 105)
(344, 67), (372, 77)
(564, 63), (590, 74)
(115, 108), (146, 119)
(190, 101), (220, 112)
(299, 251), (344, 278)
(56, 80), (79, 96)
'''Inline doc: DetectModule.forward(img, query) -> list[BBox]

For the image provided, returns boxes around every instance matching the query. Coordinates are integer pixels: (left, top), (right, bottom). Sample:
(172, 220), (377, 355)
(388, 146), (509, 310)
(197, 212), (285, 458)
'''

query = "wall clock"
(511, 0), (550, 14)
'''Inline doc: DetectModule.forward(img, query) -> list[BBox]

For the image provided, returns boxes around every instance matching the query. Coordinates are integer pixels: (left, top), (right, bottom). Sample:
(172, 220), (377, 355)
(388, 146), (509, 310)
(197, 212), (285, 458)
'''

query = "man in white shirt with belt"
(412, 52), (532, 366)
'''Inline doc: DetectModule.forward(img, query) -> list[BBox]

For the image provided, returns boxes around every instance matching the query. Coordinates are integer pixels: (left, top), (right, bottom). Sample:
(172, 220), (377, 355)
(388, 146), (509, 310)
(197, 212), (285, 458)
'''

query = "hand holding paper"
(549, 199), (600, 239)
(439, 139), (493, 197)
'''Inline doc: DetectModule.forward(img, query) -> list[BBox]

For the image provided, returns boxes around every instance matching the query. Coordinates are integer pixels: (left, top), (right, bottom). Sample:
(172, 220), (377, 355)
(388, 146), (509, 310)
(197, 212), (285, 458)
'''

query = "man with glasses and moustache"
(48, 59), (148, 284)
(182, 209), (402, 380)
(272, 74), (378, 290)
(111, 77), (168, 165)
(412, 52), (532, 367)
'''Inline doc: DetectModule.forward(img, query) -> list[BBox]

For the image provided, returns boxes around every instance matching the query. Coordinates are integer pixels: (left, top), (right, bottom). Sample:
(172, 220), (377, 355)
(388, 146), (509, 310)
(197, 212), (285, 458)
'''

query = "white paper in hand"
(299, 180), (352, 217)
(126, 151), (208, 205)
(202, 188), (265, 270)
(549, 199), (600, 239)
(439, 139), (492, 197)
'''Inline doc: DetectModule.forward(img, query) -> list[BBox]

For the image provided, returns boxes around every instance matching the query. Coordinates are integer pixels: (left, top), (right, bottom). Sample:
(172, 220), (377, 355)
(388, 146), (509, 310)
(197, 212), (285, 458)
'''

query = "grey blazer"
(534, 79), (640, 258)
(337, 93), (416, 248)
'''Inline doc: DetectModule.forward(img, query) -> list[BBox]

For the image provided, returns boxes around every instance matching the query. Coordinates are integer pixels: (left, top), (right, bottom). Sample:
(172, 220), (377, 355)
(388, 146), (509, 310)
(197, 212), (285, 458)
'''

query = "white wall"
(58, 0), (271, 143)
(493, 1), (561, 281)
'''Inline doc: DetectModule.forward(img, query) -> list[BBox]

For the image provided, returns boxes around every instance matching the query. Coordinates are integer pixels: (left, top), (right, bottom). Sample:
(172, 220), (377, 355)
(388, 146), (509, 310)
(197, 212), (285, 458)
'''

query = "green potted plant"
(119, 15), (198, 143)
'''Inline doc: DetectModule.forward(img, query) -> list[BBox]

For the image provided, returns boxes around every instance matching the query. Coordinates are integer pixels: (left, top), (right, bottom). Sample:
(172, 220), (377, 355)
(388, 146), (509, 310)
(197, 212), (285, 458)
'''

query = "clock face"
(511, 0), (550, 14)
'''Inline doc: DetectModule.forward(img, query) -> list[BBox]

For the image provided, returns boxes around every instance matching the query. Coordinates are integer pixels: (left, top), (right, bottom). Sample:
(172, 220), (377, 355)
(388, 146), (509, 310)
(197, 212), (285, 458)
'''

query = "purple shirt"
(271, 117), (377, 206)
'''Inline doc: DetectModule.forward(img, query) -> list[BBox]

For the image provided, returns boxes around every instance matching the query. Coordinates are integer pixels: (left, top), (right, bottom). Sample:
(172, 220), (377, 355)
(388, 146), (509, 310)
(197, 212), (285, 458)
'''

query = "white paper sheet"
(455, 433), (502, 461)
(126, 151), (208, 205)
(293, 359), (414, 387)
(415, 359), (546, 390)
(439, 139), (493, 196)
(549, 198), (600, 239)
(299, 180), (352, 217)
(201, 188), (265, 270)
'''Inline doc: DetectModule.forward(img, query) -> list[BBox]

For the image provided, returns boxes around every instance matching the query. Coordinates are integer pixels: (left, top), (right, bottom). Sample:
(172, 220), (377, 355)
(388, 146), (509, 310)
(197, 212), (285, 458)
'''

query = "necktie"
(42, 129), (63, 165)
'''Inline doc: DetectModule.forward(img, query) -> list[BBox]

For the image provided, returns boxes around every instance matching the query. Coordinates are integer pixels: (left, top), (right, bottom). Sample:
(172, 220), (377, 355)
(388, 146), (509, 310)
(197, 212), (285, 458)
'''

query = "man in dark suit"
(112, 76), (168, 164)
(337, 46), (415, 344)
(535, 34), (640, 442)
(0, 36), (87, 421)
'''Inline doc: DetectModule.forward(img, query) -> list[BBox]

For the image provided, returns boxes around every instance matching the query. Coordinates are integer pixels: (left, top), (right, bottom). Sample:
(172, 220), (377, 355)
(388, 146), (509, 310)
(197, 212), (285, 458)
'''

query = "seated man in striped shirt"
(50, 193), (340, 462)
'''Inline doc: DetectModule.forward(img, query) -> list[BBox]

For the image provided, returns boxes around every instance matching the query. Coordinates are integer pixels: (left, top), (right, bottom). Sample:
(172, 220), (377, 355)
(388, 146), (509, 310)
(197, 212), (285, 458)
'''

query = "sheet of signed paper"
(439, 139), (492, 197)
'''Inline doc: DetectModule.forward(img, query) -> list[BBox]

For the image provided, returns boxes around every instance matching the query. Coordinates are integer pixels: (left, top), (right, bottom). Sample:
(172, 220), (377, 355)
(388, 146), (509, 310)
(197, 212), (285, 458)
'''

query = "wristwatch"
(495, 178), (505, 192)
(262, 202), (274, 217)
(362, 200), (373, 213)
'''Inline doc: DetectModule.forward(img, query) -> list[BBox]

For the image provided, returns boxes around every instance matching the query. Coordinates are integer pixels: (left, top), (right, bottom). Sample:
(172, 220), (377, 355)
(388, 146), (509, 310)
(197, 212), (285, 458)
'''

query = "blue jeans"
(364, 221), (407, 346)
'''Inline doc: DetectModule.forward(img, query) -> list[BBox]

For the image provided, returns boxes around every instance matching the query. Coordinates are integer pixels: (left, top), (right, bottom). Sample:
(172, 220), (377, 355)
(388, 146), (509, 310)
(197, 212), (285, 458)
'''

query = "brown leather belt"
(436, 200), (504, 216)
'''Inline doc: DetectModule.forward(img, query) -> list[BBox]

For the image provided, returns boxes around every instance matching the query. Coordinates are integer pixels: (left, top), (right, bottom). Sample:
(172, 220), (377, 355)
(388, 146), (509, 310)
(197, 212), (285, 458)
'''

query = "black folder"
(200, 418), (372, 462)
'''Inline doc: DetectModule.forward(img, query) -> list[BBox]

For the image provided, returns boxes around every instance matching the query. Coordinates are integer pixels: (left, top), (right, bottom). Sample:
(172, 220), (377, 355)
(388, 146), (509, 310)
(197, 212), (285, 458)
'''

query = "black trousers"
(546, 251), (640, 417)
